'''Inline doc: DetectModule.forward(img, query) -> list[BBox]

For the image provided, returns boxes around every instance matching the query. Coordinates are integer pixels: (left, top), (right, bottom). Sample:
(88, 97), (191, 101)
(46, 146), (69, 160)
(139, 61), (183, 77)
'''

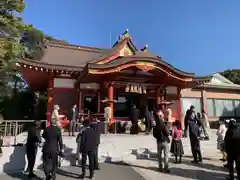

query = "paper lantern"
(133, 85), (138, 93)
(143, 86), (147, 94)
(130, 84), (134, 93)
(138, 85), (142, 94)
(125, 84), (130, 92)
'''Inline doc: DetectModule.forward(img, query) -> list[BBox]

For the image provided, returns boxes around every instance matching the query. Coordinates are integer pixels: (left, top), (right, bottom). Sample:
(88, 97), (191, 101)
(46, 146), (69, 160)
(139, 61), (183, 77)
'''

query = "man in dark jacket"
(26, 120), (41, 178)
(144, 105), (152, 134)
(153, 113), (170, 173)
(42, 119), (63, 180)
(129, 105), (139, 134)
(188, 111), (202, 163)
(80, 120), (96, 179)
(68, 104), (78, 136)
(224, 119), (237, 180)
(32, 91), (41, 121)
(90, 116), (101, 170)
(184, 105), (195, 137)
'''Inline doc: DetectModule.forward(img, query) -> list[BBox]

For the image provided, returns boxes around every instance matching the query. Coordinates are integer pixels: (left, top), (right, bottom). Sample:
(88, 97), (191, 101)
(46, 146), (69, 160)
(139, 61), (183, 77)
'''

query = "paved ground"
(0, 163), (145, 180)
(0, 130), (232, 180)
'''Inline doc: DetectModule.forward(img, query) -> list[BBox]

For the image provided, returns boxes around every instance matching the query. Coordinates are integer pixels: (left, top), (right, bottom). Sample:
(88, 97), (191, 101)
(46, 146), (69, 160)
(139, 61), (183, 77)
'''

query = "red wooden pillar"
(97, 91), (100, 112)
(156, 87), (161, 105)
(108, 83), (114, 124)
(46, 72), (54, 126)
(177, 87), (183, 128)
(76, 88), (80, 111)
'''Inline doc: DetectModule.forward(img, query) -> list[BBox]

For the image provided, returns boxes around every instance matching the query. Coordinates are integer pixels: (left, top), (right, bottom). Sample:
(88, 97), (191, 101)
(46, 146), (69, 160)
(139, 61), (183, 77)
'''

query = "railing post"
(9, 121), (11, 136)
(14, 121), (18, 145)
(4, 121), (7, 137)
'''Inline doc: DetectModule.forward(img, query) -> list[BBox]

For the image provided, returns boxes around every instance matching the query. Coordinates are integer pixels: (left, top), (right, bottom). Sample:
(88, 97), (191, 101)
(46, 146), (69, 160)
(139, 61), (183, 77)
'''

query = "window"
(181, 98), (201, 115)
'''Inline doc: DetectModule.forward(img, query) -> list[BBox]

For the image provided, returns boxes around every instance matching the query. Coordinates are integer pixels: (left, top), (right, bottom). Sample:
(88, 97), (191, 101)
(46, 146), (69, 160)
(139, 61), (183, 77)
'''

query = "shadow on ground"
(130, 148), (227, 172)
(108, 161), (227, 180)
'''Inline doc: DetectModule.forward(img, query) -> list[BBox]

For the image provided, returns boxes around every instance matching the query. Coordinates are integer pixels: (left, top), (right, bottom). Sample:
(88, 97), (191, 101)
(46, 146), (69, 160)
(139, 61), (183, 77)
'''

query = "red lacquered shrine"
(17, 29), (211, 126)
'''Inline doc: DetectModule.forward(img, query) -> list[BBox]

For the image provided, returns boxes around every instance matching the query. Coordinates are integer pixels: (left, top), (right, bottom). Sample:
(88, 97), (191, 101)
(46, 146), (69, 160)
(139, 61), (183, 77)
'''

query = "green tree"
(0, 0), (25, 94)
(20, 26), (68, 60)
(220, 69), (240, 85)
(21, 25), (46, 60)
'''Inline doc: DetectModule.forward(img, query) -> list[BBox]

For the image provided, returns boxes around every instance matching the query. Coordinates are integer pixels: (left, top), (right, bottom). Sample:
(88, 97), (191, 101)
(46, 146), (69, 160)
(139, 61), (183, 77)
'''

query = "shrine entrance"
(82, 92), (98, 114)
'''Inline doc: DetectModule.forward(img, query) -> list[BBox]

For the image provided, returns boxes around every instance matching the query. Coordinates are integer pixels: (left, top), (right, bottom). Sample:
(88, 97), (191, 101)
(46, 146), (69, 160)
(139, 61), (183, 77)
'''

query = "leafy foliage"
(20, 25), (46, 60)
(0, 0), (25, 94)
(20, 25), (68, 60)
(220, 69), (240, 85)
(0, 90), (47, 120)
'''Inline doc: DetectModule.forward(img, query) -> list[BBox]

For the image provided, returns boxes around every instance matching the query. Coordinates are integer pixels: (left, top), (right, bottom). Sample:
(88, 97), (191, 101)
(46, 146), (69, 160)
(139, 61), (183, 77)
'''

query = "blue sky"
(22, 0), (240, 76)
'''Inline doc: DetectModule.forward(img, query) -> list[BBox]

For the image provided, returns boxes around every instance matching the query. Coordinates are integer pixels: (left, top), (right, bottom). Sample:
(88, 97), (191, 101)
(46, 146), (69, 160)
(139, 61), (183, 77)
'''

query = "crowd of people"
(25, 106), (101, 180)
(152, 104), (240, 180)
(23, 98), (240, 180)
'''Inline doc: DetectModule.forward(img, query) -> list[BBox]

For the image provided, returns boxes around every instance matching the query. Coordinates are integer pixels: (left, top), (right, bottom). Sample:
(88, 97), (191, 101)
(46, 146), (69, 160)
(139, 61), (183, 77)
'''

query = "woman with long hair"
(170, 120), (184, 163)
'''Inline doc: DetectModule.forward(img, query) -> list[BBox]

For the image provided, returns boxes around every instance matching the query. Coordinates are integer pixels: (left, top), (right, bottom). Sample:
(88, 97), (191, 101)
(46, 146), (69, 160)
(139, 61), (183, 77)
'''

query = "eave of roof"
(17, 58), (83, 73)
(47, 40), (110, 53)
(87, 56), (195, 77)
(196, 84), (240, 90)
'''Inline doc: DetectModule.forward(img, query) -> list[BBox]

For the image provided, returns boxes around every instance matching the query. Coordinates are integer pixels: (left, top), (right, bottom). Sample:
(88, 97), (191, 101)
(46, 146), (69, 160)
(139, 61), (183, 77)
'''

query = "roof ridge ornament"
(141, 44), (148, 52)
(119, 29), (130, 42)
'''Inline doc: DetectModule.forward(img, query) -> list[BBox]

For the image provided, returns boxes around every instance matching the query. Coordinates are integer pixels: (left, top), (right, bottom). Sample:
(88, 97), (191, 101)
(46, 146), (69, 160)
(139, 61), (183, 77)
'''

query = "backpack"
(153, 126), (162, 141)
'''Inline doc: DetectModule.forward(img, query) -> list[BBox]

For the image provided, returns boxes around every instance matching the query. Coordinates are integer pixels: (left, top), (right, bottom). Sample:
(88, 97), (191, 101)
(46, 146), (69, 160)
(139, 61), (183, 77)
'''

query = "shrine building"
(16, 30), (240, 124)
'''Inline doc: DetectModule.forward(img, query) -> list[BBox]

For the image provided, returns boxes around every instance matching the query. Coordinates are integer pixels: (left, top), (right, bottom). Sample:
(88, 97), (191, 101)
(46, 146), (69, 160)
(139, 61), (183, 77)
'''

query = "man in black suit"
(32, 91), (41, 121)
(80, 120), (96, 179)
(42, 119), (63, 180)
(26, 120), (41, 178)
(129, 105), (139, 134)
(144, 105), (152, 134)
(90, 116), (101, 170)
(188, 111), (202, 163)
(184, 105), (195, 137)
(68, 104), (78, 136)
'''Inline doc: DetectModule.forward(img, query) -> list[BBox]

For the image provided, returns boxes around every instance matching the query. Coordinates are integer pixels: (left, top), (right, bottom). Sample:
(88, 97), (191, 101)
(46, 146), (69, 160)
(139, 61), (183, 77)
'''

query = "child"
(216, 119), (227, 161)
(170, 120), (184, 163)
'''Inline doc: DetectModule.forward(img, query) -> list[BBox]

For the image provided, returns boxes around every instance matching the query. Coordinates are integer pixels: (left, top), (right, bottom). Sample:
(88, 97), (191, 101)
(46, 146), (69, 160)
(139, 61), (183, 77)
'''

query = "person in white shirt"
(201, 110), (210, 140)
(216, 119), (227, 161)
(52, 104), (61, 128)
(104, 103), (111, 134)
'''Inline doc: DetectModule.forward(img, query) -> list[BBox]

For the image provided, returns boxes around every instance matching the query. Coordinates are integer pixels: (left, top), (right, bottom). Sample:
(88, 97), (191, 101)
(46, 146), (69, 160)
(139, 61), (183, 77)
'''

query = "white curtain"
(181, 98), (201, 115)
(207, 99), (215, 116)
(215, 100), (224, 117)
(222, 100), (235, 116)
(235, 100), (240, 117)
(215, 99), (235, 117)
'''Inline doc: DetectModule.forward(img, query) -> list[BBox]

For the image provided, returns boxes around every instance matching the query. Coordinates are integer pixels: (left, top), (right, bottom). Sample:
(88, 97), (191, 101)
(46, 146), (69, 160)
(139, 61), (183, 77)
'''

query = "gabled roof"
(210, 73), (234, 85)
(197, 73), (240, 90)
(90, 29), (138, 64)
(112, 29), (138, 52)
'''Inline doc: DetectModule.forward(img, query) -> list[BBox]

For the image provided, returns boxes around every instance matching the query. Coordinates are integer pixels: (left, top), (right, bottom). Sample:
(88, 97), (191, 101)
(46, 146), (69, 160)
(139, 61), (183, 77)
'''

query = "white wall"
(54, 78), (75, 88)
